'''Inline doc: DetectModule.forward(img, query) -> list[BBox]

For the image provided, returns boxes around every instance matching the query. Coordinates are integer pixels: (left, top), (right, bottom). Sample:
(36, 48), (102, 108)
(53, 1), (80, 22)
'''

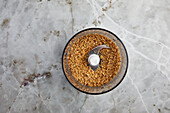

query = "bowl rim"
(61, 28), (128, 95)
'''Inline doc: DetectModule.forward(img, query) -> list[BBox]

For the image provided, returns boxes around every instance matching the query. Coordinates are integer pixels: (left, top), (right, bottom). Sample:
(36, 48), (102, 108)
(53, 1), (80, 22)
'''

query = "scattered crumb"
(109, 0), (112, 8)
(57, 31), (60, 36)
(50, 64), (58, 70)
(158, 109), (161, 112)
(98, 21), (101, 24)
(33, 106), (37, 111)
(8, 106), (11, 110)
(42, 72), (51, 78)
(92, 20), (97, 26)
(38, 93), (40, 97)
(102, 0), (112, 11)
(102, 8), (107, 11)
(67, 1), (72, 4)
(50, 30), (52, 33)
(43, 37), (47, 42)
(153, 104), (156, 106)
(62, 87), (65, 90)
(22, 81), (29, 87)
(54, 30), (60, 36)
(13, 60), (17, 65)
(1, 18), (9, 27)
(53, 65), (57, 68)
(13, 59), (24, 65)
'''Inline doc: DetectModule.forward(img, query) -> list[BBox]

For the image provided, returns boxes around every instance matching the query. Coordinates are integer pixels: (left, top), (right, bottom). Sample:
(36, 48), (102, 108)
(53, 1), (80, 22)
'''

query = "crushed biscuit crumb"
(67, 34), (121, 87)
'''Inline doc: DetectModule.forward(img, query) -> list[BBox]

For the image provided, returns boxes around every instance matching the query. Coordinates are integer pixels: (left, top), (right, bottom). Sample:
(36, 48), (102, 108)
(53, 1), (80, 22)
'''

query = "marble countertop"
(0, 0), (170, 113)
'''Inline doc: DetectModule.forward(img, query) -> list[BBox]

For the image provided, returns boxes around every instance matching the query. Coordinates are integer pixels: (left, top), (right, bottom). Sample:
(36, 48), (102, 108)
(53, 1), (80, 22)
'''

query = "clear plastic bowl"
(62, 28), (128, 94)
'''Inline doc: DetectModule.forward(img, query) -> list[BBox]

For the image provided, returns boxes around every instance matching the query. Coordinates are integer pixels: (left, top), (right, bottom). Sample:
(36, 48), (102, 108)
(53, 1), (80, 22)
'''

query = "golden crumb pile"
(68, 34), (121, 87)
